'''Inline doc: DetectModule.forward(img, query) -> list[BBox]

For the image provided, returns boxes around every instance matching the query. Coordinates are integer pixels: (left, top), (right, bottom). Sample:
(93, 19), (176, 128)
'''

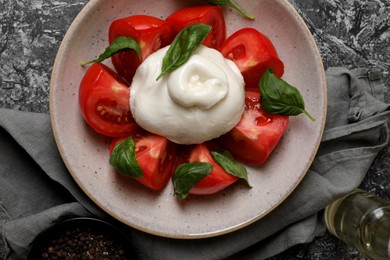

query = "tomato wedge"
(109, 15), (174, 83)
(166, 5), (226, 49)
(218, 89), (289, 164)
(79, 63), (137, 137)
(174, 144), (237, 195)
(219, 28), (284, 88)
(110, 130), (178, 190)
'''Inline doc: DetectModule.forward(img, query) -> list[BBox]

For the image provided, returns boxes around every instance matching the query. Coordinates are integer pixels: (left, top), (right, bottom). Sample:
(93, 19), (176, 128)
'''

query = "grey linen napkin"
(1, 67), (389, 260)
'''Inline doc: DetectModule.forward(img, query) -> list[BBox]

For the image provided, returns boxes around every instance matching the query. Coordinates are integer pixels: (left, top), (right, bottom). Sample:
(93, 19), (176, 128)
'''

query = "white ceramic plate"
(50, 0), (327, 238)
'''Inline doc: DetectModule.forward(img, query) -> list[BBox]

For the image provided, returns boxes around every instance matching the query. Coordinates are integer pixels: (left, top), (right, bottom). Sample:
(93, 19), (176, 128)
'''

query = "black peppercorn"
(38, 226), (129, 260)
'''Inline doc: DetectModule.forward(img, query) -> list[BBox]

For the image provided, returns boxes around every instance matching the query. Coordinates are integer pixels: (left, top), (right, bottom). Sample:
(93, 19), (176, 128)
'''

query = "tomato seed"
(153, 37), (162, 52)
(96, 102), (133, 125)
(255, 116), (271, 126)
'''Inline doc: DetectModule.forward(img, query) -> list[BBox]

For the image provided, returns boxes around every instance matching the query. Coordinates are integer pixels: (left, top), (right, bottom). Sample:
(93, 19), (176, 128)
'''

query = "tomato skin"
(218, 89), (288, 165)
(175, 144), (237, 195)
(109, 15), (174, 83)
(79, 63), (137, 137)
(219, 28), (284, 88)
(110, 130), (178, 190)
(166, 5), (226, 49)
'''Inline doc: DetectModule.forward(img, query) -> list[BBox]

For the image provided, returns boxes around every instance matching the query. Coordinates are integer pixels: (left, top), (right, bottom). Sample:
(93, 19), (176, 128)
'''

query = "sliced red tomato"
(110, 130), (178, 190)
(218, 89), (289, 164)
(166, 5), (226, 49)
(79, 63), (137, 137)
(175, 144), (237, 195)
(109, 15), (174, 83)
(219, 28), (284, 88)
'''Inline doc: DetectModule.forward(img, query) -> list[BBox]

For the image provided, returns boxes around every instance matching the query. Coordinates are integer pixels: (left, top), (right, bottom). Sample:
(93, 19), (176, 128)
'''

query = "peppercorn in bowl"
(27, 217), (136, 260)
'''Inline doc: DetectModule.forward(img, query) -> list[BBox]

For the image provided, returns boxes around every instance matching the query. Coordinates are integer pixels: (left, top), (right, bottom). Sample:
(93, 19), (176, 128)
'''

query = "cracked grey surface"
(1, 0), (389, 259)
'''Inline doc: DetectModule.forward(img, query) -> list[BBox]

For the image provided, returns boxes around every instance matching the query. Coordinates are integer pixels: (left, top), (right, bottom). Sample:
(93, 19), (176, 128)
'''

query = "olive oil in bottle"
(325, 189), (390, 260)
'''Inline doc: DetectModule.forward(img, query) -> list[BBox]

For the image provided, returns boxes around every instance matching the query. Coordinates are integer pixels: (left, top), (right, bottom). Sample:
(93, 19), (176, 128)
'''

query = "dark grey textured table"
(1, 1), (389, 259)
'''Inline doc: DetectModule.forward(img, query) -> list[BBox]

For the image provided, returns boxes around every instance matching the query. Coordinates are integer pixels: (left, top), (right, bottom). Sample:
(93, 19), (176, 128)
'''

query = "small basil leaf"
(109, 137), (143, 178)
(81, 36), (141, 66)
(156, 23), (211, 80)
(211, 150), (251, 187)
(172, 162), (213, 199)
(206, 0), (255, 20)
(259, 69), (315, 121)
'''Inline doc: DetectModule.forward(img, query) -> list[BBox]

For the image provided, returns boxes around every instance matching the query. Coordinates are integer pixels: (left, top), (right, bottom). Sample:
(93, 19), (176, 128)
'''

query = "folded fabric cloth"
(1, 67), (389, 260)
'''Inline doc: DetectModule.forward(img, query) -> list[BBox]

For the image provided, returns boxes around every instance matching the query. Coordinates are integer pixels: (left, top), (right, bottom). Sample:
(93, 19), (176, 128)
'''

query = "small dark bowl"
(27, 217), (137, 259)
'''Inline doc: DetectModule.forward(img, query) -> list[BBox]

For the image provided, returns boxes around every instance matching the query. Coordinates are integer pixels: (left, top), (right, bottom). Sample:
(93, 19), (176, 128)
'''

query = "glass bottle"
(325, 189), (390, 260)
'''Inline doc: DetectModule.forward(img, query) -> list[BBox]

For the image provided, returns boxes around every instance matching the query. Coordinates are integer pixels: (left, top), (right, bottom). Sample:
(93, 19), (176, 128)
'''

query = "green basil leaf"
(109, 137), (143, 178)
(259, 69), (315, 121)
(81, 36), (141, 66)
(156, 23), (211, 80)
(211, 150), (252, 187)
(172, 162), (213, 199)
(206, 0), (255, 20)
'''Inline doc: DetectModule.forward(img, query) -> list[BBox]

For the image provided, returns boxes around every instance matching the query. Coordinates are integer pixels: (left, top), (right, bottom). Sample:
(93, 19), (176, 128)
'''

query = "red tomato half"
(79, 63), (137, 137)
(109, 15), (174, 83)
(175, 144), (237, 195)
(218, 89), (288, 164)
(166, 5), (226, 49)
(110, 130), (178, 190)
(219, 28), (284, 88)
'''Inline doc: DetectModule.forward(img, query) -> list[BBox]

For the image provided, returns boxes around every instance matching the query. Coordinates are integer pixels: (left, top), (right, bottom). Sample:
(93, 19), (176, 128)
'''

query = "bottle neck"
(325, 189), (390, 260)
(359, 206), (390, 259)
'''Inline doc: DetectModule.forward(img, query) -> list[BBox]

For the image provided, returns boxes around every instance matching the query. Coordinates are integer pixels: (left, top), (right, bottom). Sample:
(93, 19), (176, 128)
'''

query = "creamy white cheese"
(130, 45), (245, 144)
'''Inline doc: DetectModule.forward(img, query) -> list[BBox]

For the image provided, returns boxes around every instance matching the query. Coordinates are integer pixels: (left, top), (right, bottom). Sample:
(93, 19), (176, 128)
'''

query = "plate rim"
(49, 0), (327, 239)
